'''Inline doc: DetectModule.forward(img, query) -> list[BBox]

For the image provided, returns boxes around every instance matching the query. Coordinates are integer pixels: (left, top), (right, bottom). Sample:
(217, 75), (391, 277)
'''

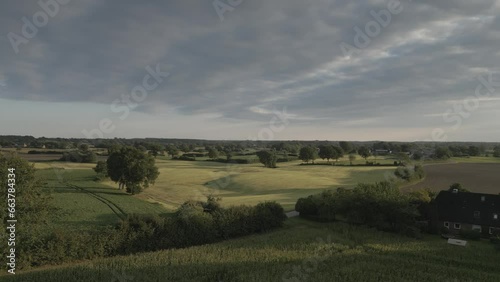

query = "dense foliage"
(296, 182), (420, 235)
(11, 196), (286, 269)
(107, 146), (159, 194)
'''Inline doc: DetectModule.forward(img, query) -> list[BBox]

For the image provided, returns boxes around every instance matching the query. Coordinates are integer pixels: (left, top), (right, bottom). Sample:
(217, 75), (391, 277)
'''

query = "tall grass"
(5, 218), (500, 282)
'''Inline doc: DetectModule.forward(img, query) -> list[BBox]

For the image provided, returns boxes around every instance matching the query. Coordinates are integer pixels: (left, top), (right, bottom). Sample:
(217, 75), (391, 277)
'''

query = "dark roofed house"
(435, 190), (500, 237)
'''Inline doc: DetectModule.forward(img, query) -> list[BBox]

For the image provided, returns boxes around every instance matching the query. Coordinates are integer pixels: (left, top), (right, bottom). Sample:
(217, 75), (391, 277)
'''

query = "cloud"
(0, 0), (499, 140)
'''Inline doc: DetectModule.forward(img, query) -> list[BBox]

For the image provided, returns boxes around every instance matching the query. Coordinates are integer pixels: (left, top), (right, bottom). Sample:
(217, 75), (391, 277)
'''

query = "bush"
(214, 205), (255, 239)
(173, 155), (196, 161)
(252, 202), (287, 232)
(60, 150), (97, 163)
(459, 230), (481, 240)
(16, 197), (287, 269)
(295, 182), (419, 235)
(295, 196), (318, 216)
(27, 150), (61, 154)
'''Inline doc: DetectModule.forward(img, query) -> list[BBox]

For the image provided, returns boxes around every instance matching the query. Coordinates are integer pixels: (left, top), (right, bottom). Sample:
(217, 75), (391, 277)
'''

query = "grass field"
(33, 158), (393, 229)
(402, 163), (500, 194)
(124, 158), (395, 211)
(36, 166), (169, 230)
(5, 217), (500, 281)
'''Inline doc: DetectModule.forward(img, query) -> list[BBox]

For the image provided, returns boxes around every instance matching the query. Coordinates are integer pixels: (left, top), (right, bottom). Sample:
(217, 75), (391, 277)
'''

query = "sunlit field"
(118, 158), (394, 211)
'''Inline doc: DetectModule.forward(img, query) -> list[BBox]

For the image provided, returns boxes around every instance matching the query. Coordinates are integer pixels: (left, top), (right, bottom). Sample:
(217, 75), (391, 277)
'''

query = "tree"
(79, 143), (90, 152)
(358, 146), (371, 162)
(339, 141), (353, 154)
(93, 161), (108, 177)
(332, 146), (344, 163)
(207, 147), (219, 160)
(148, 143), (165, 158)
(495, 146), (500, 158)
(396, 152), (410, 166)
(318, 145), (335, 163)
(468, 146), (480, 157)
(226, 152), (233, 162)
(166, 145), (179, 159)
(434, 147), (452, 159)
(107, 146), (160, 194)
(256, 150), (277, 168)
(412, 151), (423, 161)
(349, 154), (356, 165)
(179, 144), (190, 153)
(0, 154), (52, 225)
(448, 183), (469, 192)
(299, 146), (318, 164)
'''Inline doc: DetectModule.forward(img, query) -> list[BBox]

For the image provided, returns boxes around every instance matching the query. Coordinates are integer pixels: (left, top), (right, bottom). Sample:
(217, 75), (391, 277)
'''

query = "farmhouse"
(435, 190), (500, 236)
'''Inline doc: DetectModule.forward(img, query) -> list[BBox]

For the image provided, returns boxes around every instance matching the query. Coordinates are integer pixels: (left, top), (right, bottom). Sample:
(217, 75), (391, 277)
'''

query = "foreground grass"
(5, 218), (499, 281)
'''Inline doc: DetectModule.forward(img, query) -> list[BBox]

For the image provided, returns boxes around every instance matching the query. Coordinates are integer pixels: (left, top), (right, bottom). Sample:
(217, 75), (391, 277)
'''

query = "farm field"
(402, 163), (500, 194)
(5, 217), (500, 282)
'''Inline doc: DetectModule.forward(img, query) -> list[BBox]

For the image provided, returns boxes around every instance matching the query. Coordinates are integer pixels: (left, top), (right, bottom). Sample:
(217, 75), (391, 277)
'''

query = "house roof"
(435, 190), (500, 227)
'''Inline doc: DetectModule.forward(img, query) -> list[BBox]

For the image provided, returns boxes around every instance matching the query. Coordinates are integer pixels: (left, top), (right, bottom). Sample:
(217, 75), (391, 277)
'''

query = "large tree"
(299, 146), (318, 164)
(256, 150), (277, 168)
(434, 147), (452, 159)
(357, 146), (371, 162)
(107, 146), (160, 194)
(0, 154), (52, 225)
(339, 141), (353, 154)
(318, 145), (336, 163)
(207, 147), (219, 160)
(332, 146), (344, 163)
(166, 145), (179, 159)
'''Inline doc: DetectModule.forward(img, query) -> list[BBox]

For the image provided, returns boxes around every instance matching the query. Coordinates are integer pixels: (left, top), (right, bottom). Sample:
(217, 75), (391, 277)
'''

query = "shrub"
(252, 202), (287, 232)
(214, 205), (255, 239)
(173, 155), (196, 161)
(27, 150), (61, 154)
(295, 196), (318, 216)
(459, 230), (481, 240)
(60, 150), (97, 163)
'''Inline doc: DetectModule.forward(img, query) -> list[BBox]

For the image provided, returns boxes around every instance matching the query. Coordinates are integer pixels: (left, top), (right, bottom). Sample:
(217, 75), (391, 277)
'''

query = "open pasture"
(130, 158), (394, 211)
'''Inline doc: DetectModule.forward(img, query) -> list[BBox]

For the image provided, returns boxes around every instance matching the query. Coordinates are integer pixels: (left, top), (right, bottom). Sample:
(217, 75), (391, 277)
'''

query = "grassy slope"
(129, 158), (394, 211)
(6, 218), (500, 282)
(36, 164), (168, 230)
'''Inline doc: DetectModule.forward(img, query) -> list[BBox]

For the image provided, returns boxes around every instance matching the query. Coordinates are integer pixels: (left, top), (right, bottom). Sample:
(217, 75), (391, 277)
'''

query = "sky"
(1, 0), (500, 141)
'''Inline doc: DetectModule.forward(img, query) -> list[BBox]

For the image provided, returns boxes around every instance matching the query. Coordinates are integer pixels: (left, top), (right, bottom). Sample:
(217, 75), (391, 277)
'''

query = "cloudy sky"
(1, 0), (500, 141)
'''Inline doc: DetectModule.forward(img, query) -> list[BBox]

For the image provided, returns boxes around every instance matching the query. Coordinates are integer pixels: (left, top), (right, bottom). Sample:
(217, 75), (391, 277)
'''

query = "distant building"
(373, 149), (391, 155)
(435, 190), (500, 236)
